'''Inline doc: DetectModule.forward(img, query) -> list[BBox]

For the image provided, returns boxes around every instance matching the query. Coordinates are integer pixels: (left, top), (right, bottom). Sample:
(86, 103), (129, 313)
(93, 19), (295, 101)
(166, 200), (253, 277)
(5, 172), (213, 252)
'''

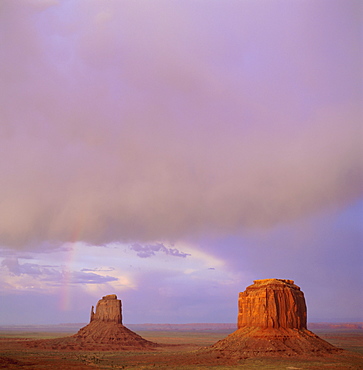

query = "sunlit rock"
(207, 279), (341, 358)
(238, 279), (307, 329)
(27, 294), (157, 351)
(90, 294), (122, 324)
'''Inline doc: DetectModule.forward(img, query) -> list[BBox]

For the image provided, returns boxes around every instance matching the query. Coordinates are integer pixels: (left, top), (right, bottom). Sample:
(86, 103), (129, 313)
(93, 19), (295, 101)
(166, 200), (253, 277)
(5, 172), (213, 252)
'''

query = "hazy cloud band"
(0, 0), (361, 249)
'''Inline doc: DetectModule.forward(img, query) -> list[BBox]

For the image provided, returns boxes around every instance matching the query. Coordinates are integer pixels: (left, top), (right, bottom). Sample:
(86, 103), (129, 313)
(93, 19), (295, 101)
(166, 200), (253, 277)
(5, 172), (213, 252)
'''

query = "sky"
(0, 0), (362, 325)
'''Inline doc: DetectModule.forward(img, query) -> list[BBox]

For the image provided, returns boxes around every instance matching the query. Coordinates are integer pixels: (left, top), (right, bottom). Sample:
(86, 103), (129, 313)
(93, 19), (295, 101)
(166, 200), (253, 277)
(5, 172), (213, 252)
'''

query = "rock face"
(208, 279), (341, 358)
(27, 294), (157, 351)
(238, 279), (307, 329)
(90, 294), (122, 324)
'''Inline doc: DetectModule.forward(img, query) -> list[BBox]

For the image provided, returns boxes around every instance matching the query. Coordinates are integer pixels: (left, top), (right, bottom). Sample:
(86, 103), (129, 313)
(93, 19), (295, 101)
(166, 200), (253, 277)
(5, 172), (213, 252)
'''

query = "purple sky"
(0, 0), (362, 325)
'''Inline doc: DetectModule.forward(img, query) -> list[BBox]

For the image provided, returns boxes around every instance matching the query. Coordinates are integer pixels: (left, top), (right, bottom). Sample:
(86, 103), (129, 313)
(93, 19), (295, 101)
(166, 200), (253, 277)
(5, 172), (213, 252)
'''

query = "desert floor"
(0, 328), (362, 369)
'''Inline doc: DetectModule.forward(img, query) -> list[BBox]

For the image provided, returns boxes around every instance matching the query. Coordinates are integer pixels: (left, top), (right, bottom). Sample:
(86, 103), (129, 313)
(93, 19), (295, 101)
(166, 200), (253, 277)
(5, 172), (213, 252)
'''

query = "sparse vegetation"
(0, 329), (362, 369)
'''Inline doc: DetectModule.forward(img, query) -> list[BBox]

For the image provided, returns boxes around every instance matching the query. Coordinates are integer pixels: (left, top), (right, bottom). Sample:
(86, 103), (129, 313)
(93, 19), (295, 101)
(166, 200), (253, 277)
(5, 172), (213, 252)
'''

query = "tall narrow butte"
(90, 294), (122, 324)
(209, 279), (341, 358)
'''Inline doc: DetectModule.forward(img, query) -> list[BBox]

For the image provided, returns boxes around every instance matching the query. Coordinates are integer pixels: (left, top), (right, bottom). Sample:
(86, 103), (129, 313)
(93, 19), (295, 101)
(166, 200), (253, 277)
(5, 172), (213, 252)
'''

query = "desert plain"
(0, 323), (362, 369)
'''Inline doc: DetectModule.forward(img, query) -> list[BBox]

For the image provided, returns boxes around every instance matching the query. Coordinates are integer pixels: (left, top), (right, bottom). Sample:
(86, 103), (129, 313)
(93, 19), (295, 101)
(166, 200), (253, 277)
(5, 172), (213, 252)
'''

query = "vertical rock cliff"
(238, 279), (307, 329)
(90, 294), (122, 324)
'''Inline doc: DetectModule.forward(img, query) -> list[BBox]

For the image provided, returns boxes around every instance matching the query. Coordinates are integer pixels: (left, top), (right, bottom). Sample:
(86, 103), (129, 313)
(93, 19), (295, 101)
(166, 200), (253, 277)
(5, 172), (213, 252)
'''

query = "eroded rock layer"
(238, 279), (307, 329)
(207, 279), (341, 358)
(90, 294), (122, 324)
(26, 294), (157, 351)
(210, 327), (339, 358)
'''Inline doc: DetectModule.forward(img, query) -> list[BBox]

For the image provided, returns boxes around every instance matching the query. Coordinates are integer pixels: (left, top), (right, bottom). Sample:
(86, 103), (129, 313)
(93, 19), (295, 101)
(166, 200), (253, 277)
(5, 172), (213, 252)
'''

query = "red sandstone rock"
(238, 279), (307, 329)
(90, 294), (122, 324)
(27, 294), (157, 351)
(208, 279), (341, 358)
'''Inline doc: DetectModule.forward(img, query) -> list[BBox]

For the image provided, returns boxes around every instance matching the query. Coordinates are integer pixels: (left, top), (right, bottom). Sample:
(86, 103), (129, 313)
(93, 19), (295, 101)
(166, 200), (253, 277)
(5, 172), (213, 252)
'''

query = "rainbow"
(59, 220), (85, 311)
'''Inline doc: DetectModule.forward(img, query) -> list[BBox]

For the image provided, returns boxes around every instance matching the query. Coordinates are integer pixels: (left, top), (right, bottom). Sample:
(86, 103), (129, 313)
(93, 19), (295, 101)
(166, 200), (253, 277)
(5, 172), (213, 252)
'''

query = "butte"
(27, 294), (157, 350)
(207, 279), (341, 358)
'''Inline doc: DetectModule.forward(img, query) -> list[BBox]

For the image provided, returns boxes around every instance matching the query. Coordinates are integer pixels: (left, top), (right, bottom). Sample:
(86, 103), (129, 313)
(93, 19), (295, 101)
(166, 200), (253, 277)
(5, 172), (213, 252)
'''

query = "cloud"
(130, 243), (190, 258)
(1, 258), (22, 275)
(1, 258), (60, 277)
(0, 258), (118, 292)
(69, 271), (117, 285)
(81, 267), (115, 272)
(0, 0), (361, 249)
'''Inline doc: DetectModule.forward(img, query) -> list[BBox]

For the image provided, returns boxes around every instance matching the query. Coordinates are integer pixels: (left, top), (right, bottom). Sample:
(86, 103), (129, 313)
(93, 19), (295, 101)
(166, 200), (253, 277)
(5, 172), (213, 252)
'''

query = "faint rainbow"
(59, 218), (85, 311)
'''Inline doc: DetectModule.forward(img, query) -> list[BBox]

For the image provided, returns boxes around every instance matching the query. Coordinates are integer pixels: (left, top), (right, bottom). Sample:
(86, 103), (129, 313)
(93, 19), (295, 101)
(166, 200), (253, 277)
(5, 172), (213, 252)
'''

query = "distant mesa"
(27, 294), (157, 351)
(206, 279), (342, 358)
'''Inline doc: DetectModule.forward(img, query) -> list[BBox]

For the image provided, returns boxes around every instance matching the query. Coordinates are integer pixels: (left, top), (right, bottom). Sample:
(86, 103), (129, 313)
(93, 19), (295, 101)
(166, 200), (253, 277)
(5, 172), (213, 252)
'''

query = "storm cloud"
(0, 0), (361, 249)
